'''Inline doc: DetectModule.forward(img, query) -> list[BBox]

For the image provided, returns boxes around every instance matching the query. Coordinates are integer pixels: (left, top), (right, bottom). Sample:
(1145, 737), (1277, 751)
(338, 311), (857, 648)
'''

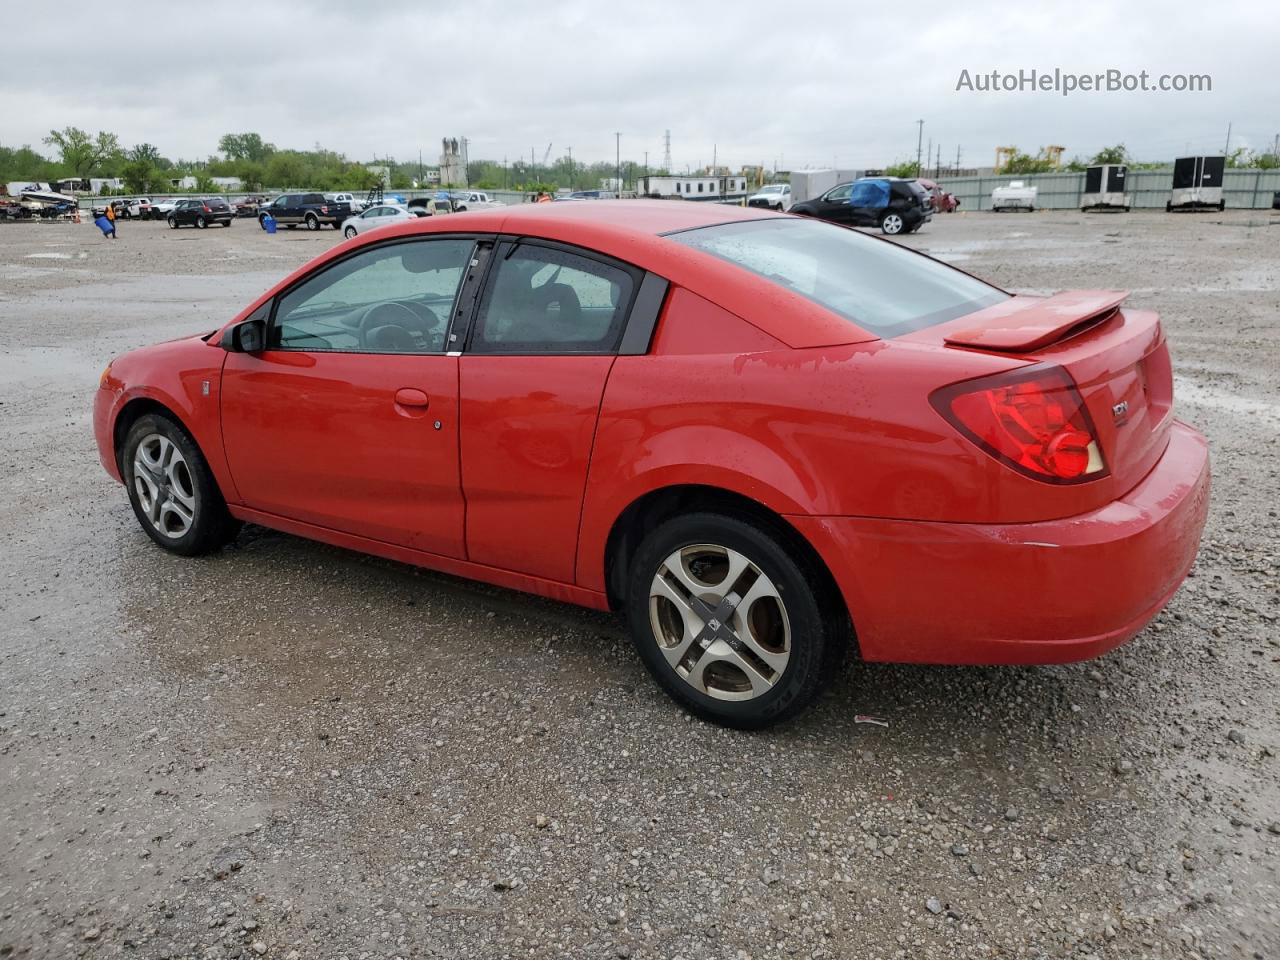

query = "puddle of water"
(24, 252), (74, 260)
(1175, 376), (1280, 426)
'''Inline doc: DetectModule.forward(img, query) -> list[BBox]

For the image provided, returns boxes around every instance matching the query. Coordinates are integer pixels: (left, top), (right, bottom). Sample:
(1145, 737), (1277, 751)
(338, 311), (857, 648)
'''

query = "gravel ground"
(1, 210), (1277, 960)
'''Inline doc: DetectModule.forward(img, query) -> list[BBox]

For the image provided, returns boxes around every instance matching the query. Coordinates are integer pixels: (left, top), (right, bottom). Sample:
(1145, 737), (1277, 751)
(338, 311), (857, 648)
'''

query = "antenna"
(663, 130), (672, 171)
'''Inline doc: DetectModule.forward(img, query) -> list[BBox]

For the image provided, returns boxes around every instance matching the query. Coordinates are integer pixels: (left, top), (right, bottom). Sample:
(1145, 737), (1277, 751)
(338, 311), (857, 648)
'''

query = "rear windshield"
(671, 217), (1007, 337)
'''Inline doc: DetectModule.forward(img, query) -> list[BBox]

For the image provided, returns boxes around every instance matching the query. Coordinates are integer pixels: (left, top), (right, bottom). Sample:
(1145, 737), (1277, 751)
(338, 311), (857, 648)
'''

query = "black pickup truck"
(258, 192), (351, 230)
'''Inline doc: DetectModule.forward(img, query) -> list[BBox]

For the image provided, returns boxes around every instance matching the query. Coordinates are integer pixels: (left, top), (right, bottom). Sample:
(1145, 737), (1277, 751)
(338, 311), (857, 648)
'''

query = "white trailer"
(1082, 165), (1130, 211)
(1167, 156), (1226, 212)
(992, 180), (1037, 212)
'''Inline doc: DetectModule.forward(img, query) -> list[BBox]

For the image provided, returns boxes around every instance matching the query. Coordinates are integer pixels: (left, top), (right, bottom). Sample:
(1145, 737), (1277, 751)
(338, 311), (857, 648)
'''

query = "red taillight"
(320, 205), (329, 213)
(202, 205), (211, 213)
(931, 364), (1106, 483)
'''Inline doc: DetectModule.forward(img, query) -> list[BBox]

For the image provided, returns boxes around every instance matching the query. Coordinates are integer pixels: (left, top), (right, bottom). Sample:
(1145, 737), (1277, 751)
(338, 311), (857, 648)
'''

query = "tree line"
(2, 128), (676, 195)
(1, 128), (392, 194)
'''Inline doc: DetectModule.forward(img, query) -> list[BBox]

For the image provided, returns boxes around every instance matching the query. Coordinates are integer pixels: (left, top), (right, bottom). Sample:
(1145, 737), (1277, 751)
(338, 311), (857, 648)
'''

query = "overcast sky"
(2, 0), (1276, 171)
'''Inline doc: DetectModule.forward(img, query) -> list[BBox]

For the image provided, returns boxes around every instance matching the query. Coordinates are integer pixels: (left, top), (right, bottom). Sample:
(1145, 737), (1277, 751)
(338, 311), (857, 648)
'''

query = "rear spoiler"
(944, 290), (1128, 352)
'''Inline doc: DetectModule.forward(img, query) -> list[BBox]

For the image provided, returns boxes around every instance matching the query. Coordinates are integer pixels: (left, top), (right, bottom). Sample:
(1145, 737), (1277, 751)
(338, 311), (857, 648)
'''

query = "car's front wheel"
(880, 212), (905, 235)
(344, 226), (357, 239)
(167, 216), (177, 229)
(625, 512), (840, 728)
(122, 414), (240, 556)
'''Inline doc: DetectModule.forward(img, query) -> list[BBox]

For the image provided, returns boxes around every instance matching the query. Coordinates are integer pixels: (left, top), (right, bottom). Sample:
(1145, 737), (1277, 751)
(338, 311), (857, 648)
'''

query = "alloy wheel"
(648, 543), (791, 701)
(132, 433), (197, 539)
(882, 213), (904, 234)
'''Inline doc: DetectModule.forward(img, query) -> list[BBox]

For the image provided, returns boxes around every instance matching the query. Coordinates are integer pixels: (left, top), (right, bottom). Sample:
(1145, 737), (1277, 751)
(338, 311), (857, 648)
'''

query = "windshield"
(756, 185), (782, 194)
(672, 218), (1007, 337)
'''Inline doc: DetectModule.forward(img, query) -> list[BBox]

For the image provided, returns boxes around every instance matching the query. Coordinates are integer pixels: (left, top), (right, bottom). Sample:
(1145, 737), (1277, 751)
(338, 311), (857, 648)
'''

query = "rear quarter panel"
(575, 288), (1063, 593)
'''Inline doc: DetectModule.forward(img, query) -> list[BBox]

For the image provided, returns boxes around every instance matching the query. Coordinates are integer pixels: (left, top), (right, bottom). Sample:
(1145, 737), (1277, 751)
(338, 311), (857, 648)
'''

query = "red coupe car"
(94, 201), (1209, 727)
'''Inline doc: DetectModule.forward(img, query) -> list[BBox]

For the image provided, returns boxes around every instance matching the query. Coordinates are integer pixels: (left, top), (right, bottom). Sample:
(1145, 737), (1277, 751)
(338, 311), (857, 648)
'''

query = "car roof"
(237, 200), (876, 350)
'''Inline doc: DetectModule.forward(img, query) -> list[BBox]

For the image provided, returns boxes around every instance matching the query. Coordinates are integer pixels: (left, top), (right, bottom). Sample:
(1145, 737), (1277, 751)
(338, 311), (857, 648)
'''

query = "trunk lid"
(912, 290), (1175, 498)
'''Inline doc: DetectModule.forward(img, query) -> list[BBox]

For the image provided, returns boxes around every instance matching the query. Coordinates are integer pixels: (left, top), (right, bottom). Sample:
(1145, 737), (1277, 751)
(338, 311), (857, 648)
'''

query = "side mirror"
(221, 318), (265, 353)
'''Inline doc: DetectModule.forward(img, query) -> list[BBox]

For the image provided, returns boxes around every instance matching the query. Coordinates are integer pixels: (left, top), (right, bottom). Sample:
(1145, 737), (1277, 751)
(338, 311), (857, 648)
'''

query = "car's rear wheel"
(625, 512), (840, 728)
(122, 414), (240, 556)
(880, 212), (904, 235)
(344, 226), (357, 239)
(305, 214), (319, 231)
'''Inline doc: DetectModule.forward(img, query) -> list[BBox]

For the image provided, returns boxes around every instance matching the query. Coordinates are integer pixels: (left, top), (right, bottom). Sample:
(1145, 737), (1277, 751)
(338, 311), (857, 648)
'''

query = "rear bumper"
(791, 420), (1210, 665)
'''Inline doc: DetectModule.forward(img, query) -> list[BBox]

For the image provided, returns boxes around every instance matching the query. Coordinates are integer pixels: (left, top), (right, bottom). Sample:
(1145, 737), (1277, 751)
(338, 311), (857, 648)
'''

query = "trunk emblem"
(1112, 400), (1129, 423)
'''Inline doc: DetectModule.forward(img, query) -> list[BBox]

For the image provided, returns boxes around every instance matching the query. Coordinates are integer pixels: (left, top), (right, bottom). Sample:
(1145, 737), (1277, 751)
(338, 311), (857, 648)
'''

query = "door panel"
(221, 352), (465, 557)
(459, 356), (614, 581)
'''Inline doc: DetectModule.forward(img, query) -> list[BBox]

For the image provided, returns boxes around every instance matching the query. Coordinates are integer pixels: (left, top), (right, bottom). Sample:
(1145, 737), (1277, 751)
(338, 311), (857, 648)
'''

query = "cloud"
(1, 0), (1275, 169)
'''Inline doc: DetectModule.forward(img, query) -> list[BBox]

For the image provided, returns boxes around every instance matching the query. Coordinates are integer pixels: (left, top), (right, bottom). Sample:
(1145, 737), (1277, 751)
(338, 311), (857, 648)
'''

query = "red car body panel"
(220, 351), (466, 557)
(93, 201), (1210, 668)
(791, 421), (1209, 663)
(460, 354), (615, 582)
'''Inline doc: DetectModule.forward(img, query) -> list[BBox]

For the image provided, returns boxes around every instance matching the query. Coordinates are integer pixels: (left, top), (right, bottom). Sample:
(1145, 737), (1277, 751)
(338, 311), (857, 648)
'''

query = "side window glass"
(827, 184), (852, 202)
(270, 239), (474, 354)
(470, 244), (634, 355)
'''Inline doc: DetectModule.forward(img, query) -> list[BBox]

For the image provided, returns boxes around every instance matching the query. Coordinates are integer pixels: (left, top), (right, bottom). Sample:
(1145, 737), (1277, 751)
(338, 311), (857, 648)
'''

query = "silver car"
(341, 203), (418, 239)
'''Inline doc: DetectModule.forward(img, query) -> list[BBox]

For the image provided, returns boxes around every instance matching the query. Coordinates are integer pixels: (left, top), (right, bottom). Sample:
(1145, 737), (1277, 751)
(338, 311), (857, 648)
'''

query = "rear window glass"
(671, 218), (1007, 337)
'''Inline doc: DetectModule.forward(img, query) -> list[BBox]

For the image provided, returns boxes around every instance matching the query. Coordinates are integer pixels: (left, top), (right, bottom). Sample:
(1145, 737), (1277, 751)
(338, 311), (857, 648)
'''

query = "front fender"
(97, 337), (237, 502)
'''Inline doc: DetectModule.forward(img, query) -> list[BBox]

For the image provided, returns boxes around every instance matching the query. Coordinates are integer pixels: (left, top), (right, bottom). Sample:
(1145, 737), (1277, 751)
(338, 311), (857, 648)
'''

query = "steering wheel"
(355, 301), (436, 346)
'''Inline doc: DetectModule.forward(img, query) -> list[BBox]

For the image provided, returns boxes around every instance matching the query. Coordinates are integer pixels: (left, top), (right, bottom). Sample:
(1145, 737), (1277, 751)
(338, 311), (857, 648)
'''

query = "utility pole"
(615, 132), (622, 193)
(955, 144), (961, 175)
(502, 156), (507, 191)
(1223, 122), (1232, 156)
(936, 144), (942, 178)
(926, 138), (931, 177)
(644, 150), (648, 177)
(915, 120), (924, 177)
(567, 146), (573, 190)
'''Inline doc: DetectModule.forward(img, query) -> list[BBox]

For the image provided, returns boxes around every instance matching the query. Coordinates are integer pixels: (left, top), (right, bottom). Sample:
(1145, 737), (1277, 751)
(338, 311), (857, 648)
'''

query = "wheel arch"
(112, 396), (196, 473)
(601, 483), (856, 652)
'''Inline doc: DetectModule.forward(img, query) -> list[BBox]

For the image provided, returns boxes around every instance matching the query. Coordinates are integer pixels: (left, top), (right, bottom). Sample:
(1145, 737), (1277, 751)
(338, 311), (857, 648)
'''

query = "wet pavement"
(1, 212), (1277, 959)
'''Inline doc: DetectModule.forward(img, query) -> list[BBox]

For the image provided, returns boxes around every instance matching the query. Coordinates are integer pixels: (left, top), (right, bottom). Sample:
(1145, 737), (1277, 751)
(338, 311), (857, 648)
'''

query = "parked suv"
(790, 177), (932, 234)
(168, 197), (233, 229)
(259, 193), (350, 230)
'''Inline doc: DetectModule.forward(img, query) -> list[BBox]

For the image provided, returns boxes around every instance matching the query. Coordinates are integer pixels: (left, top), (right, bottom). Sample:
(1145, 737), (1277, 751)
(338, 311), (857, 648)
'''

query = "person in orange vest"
(104, 200), (117, 239)
(535, 191), (552, 203)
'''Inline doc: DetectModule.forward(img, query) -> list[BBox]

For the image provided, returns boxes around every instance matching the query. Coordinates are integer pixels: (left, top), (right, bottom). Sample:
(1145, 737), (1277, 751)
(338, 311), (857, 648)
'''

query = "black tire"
(879, 212), (905, 235)
(1166, 201), (1173, 212)
(286, 224), (297, 229)
(332, 221), (343, 229)
(221, 220), (231, 227)
(1218, 200), (1225, 212)
(121, 413), (241, 556)
(167, 216), (177, 229)
(196, 216), (207, 229)
(305, 214), (319, 231)
(624, 512), (842, 729)
(344, 226), (357, 239)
